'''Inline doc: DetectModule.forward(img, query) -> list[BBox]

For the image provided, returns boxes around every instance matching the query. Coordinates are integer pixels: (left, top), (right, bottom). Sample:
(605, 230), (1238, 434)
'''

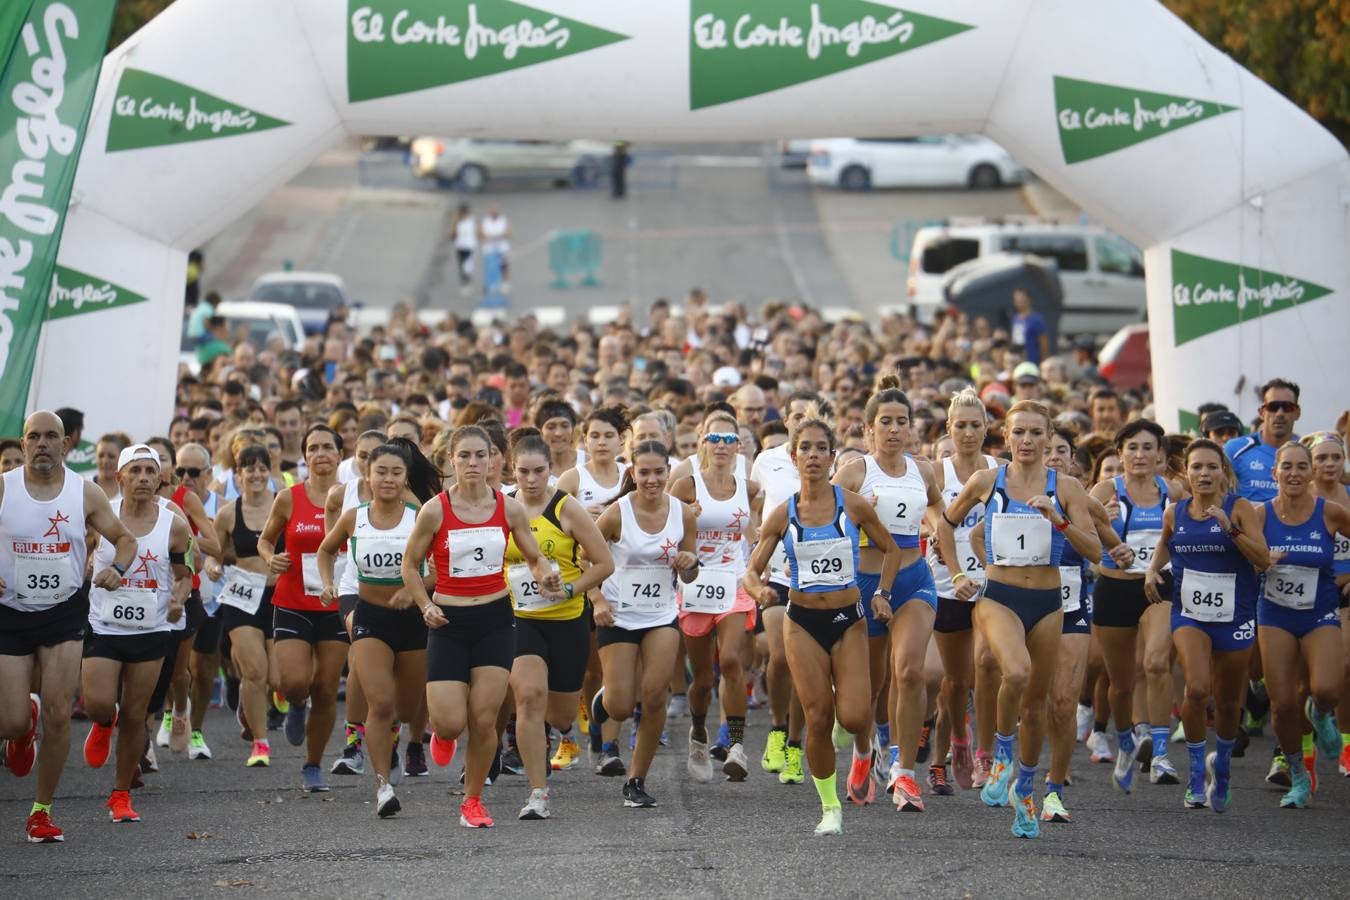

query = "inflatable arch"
(25, 0), (1350, 439)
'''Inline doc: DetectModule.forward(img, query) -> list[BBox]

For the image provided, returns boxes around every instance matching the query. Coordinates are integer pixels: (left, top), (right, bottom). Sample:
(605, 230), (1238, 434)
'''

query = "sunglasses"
(704, 432), (740, 445)
(1263, 401), (1298, 413)
(175, 466), (205, 479)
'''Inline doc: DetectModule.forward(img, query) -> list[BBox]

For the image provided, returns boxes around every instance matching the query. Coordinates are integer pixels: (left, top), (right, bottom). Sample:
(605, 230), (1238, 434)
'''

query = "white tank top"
(575, 462), (628, 507)
(928, 455), (999, 598)
(88, 500), (175, 635)
(0, 466), (88, 612)
(351, 503), (418, 585)
(859, 454), (928, 542)
(691, 469), (750, 575)
(337, 478), (364, 596)
(751, 443), (799, 587)
(601, 495), (683, 630)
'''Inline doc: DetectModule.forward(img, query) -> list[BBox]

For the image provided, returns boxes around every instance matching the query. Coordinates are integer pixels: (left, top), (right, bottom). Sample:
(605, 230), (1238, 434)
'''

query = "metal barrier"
(548, 230), (602, 288)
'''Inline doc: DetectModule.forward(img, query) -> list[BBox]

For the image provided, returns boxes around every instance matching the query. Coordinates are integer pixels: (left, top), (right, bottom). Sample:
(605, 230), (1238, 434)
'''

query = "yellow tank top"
(505, 490), (584, 620)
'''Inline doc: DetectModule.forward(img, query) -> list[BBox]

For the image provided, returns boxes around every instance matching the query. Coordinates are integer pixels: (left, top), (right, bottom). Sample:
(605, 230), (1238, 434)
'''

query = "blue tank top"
(1261, 498), (1337, 615)
(1101, 475), (1168, 569)
(986, 467), (1065, 567)
(1330, 487), (1350, 577)
(783, 486), (861, 593)
(1168, 495), (1258, 620)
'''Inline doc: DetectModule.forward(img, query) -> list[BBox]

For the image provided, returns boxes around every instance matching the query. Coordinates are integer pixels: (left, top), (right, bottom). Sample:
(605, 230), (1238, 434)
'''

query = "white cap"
(712, 366), (742, 388)
(118, 444), (160, 472)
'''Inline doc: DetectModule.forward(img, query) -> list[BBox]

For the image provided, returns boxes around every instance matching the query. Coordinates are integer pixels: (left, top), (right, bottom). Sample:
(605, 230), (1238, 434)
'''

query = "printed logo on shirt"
(128, 549), (158, 579)
(44, 511), (70, 538)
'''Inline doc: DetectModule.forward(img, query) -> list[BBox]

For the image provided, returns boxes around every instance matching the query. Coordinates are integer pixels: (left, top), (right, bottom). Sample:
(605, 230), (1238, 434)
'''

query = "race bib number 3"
(100, 584), (157, 630)
(1264, 564), (1317, 610)
(449, 527), (507, 579)
(1058, 565), (1083, 613)
(990, 514), (1051, 566)
(1181, 569), (1235, 623)
(682, 566), (737, 615)
(619, 565), (672, 614)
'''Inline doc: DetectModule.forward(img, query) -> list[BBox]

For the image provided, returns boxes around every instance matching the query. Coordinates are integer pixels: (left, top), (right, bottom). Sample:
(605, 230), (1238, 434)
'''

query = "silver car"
(409, 138), (611, 191)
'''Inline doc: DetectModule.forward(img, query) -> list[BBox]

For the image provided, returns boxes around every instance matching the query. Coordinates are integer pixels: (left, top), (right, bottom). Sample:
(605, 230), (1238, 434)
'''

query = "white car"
(249, 271), (351, 336)
(215, 301), (306, 351)
(409, 138), (611, 192)
(807, 135), (1027, 191)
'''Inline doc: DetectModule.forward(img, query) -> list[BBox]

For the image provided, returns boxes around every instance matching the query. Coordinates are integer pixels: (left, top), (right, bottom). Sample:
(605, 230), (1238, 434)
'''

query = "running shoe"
(519, 788), (550, 820)
(951, 742), (975, 790)
(723, 743), (749, 782)
(1113, 737), (1142, 794)
(886, 759), (902, 795)
(389, 743), (402, 786)
(1233, 727), (1250, 758)
(107, 790), (141, 824)
(7, 696), (38, 778)
(893, 774), (925, 811)
(980, 756), (1013, 808)
(141, 741), (158, 774)
(1339, 742), (1350, 777)
(301, 763), (330, 793)
(551, 735), (581, 771)
(915, 722), (932, 765)
(709, 743), (728, 762)
(779, 745), (805, 785)
(666, 693), (688, 719)
(1149, 755), (1180, 785)
(622, 777), (657, 808)
(170, 710), (189, 754)
(1184, 786), (1209, 809)
(761, 729), (787, 774)
(1205, 752), (1230, 814)
(284, 703), (308, 747)
(1304, 752), (1317, 795)
(246, 741), (270, 768)
(1075, 704), (1093, 743)
(687, 729), (714, 784)
(596, 744), (626, 777)
(460, 796), (494, 827)
(501, 746), (525, 776)
(188, 730), (212, 761)
(404, 742), (428, 778)
(971, 752), (992, 789)
(1265, 751), (1291, 787)
(813, 804), (843, 836)
(1086, 731), (1112, 764)
(659, 726), (670, 748)
(1306, 698), (1342, 759)
(1279, 770), (1312, 809)
(332, 731), (364, 774)
(926, 765), (954, 797)
(577, 697), (590, 735)
(1134, 723), (1153, 767)
(156, 713), (172, 749)
(831, 720), (851, 751)
(266, 705), (285, 733)
(846, 752), (874, 806)
(84, 716), (115, 769)
(376, 781), (401, 819)
(25, 809), (63, 843)
(430, 733), (457, 767)
(1041, 790), (1071, 822)
(589, 688), (610, 726)
(1009, 781), (1039, 839)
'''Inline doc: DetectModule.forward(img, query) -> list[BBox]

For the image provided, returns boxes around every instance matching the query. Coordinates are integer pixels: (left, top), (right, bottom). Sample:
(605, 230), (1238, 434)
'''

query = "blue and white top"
(1225, 435), (1286, 503)
(986, 467), (1064, 568)
(1260, 498), (1337, 617)
(783, 486), (860, 593)
(1169, 495), (1258, 625)
(858, 454), (927, 550)
(1101, 475), (1168, 573)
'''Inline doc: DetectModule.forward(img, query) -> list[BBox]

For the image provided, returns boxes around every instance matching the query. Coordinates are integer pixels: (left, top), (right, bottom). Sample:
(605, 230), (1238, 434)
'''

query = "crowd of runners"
(2, 296), (1347, 841)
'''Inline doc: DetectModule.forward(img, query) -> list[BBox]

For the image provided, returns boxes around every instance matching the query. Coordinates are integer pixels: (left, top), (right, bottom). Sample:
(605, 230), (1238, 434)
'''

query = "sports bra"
(233, 500), (262, 559)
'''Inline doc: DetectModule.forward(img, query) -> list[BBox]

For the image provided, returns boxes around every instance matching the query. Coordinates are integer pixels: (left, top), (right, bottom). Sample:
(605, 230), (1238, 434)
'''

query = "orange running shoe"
(431, 733), (457, 767)
(845, 751), (874, 806)
(7, 697), (39, 778)
(459, 795), (494, 828)
(84, 714), (117, 769)
(1338, 742), (1350, 777)
(1304, 752), (1318, 795)
(107, 790), (141, 823)
(893, 773), (925, 811)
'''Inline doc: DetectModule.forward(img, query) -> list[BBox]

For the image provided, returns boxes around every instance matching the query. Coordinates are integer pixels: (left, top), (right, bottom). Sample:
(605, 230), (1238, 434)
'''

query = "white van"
(906, 222), (1145, 335)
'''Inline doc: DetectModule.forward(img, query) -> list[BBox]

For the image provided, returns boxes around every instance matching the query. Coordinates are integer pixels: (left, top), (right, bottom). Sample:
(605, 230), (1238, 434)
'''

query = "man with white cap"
(79, 444), (192, 826)
(0, 411), (137, 843)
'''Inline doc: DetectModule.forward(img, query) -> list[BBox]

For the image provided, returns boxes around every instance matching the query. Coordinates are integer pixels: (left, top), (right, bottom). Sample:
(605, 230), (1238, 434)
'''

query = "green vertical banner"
(0, 0), (115, 436)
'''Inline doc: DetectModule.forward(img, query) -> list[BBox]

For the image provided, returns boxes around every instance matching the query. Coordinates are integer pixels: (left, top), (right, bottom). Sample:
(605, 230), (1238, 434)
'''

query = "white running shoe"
(376, 782), (400, 819)
(1086, 731), (1112, 764)
(518, 788), (550, 820)
(1075, 704), (1093, 743)
(687, 729), (714, 783)
(723, 743), (749, 782)
(814, 805), (843, 836)
(1150, 755), (1181, 785)
(156, 715), (172, 749)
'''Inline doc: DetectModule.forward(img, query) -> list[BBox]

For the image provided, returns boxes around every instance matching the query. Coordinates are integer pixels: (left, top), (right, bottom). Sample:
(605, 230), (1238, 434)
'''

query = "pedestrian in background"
(452, 204), (477, 297)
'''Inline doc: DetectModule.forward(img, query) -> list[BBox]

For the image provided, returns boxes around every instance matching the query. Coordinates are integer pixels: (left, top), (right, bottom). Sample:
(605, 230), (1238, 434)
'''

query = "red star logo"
(657, 538), (679, 564)
(727, 507), (750, 531)
(43, 510), (69, 538)
(129, 549), (158, 579)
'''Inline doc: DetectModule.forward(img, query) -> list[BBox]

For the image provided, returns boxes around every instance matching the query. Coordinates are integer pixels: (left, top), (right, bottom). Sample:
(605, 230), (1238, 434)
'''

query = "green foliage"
(109, 0), (175, 51)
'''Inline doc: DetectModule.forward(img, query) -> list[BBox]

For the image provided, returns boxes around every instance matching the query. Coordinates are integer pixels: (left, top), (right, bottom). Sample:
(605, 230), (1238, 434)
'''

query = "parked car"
(214, 301), (306, 351)
(408, 138), (611, 191)
(807, 135), (1027, 191)
(908, 222), (1145, 335)
(1097, 323), (1151, 390)
(248, 271), (351, 335)
(778, 139), (815, 168)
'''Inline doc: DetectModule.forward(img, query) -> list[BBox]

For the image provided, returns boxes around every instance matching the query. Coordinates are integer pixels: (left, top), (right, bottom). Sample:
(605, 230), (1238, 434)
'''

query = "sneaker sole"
(723, 761), (748, 782)
(26, 834), (63, 843)
(377, 798), (401, 819)
(599, 762), (627, 777)
(247, 759), (270, 768)
(896, 797), (924, 812)
(1151, 772), (1180, 785)
(459, 817), (493, 827)
(623, 800), (656, 808)
(518, 809), (550, 820)
(331, 764), (364, 775)
(1041, 812), (1071, 823)
(109, 815), (141, 824)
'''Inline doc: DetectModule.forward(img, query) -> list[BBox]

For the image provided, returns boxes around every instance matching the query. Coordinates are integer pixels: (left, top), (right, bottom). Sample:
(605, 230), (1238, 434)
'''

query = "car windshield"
(252, 281), (344, 309)
(920, 237), (980, 274)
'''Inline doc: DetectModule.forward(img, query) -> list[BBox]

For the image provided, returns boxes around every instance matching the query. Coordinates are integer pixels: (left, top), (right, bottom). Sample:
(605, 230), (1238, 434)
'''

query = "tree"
(109, 0), (176, 51)
(1164, 0), (1349, 146)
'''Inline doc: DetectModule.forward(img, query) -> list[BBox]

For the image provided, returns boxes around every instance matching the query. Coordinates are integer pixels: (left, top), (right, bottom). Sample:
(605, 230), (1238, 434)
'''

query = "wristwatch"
(875, 587), (892, 601)
(112, 561), (127, 576)
(564, 582), (576, 599)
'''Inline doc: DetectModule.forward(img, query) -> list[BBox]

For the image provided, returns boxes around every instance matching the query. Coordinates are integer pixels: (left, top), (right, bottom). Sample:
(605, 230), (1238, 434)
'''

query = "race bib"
(1181, 569), (1235, 623)
(873, 487), (924, 537)
(14, 545), (71, 609)
(954, 537), (984, 581)
(507, 562), (562, 613)
(682, 566), (737, 615)
(354, 534), (406, 582)
(768, 540), (789, 582)
(1264, 564), (1317, 610)
(618, 565), (673, 614)
(1125, 529), (1162, 574)
(1058, 565), (1083, 613)
(220, 567), (267, 616)
(990, 513), (1051, 566)
(448, 526), (506, 579)
(1334, 532), (1350, 563)
(794, 537), (854, 589)
(100, 583), (158, 630)
(301, 553), (323, 595)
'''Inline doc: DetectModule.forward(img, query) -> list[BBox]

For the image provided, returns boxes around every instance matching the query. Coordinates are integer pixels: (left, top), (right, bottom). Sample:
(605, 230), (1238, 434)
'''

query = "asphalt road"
(2, 700), (1347, 898)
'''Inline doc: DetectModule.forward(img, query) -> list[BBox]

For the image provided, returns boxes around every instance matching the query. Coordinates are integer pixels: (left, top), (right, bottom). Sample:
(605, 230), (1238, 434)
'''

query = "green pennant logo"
(1171, 250), (1333, 346)
(46, 265), (148, 320)
(1054, 76), (1237, 164)
(347, 0), (629, 103)
(106, 68), (290, 152)
(1177, 409), (1201, 436)
(65, 438), (96, 474)
(690, 1), (973, 110)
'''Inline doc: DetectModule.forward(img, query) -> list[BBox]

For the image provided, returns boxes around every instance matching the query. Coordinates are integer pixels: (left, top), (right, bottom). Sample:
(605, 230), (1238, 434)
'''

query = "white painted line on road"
(772, 204), (815, 307)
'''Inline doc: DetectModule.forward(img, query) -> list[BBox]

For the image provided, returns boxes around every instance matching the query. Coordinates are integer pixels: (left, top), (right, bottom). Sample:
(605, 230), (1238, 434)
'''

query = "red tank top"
(272, 483), (327, 611)
(170, 485), (201, 591)
(432, 489), (510, 598)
